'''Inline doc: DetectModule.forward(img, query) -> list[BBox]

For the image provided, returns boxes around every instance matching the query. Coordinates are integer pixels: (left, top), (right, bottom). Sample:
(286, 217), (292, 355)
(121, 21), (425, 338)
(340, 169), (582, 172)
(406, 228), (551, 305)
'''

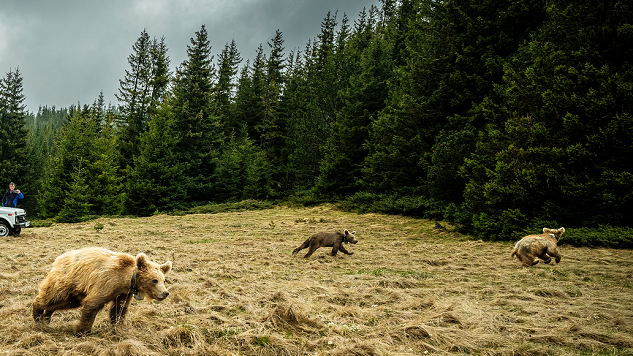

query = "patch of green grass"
(187, 239), (216, 244)
(565, 287), (583, 297)
(400, 270), (433, 280)
(372, 268), (385, 277)
(211, 327), (242, 338)
(30, 219), (55, 228)
(254, 336), (271, 346)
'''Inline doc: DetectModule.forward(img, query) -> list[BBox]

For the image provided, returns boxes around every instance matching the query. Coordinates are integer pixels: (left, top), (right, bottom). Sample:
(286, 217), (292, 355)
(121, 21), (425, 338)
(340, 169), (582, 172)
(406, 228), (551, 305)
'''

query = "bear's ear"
(558, 227), (565, 234)
(352, 231), (356, 235)
(136, 253), (148, 270)
(344, 229), (349, 235)
(543, 228), (552, 234)
(160, 261), (172, 275)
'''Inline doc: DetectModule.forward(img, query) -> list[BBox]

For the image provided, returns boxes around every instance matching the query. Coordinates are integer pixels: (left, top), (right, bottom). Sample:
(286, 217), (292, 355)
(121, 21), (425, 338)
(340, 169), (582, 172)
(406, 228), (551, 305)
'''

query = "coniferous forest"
(1, 0), (632, 245)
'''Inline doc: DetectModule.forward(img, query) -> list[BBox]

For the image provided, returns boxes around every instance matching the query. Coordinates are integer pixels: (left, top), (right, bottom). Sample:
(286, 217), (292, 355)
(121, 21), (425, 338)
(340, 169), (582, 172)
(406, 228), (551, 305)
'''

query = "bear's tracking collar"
(131, 269), (141, 300)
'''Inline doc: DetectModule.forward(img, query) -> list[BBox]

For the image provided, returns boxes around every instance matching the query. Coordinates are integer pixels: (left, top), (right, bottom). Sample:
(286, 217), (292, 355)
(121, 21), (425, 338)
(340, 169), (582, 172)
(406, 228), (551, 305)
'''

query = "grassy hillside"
(1, 205), (632, 355)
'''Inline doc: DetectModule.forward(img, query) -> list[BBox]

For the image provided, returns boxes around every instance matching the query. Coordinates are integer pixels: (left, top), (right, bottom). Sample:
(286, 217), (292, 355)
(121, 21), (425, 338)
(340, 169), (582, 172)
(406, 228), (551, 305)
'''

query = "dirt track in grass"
(1, 204), (632, 355)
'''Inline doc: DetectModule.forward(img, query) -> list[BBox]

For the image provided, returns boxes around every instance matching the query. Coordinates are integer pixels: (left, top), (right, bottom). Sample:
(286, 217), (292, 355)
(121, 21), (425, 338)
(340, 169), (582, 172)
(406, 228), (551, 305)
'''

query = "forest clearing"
(1, 205), (632, 355)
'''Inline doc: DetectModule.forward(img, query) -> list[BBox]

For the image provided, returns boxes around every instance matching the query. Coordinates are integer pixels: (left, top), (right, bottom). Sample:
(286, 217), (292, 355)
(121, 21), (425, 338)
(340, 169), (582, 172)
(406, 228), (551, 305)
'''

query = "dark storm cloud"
(0, 0), (381, 113)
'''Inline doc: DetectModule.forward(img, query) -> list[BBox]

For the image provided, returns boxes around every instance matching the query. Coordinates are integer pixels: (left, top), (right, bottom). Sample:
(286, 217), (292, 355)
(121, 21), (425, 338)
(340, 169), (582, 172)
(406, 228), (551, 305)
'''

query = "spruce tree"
(316, 9), (385, 197)
(126, 100), (185, 216)
(214, 39), (242, 130)
(116, 30), (171, 165)
(172, 25), (222, 202)
(0, 67), (32, 205)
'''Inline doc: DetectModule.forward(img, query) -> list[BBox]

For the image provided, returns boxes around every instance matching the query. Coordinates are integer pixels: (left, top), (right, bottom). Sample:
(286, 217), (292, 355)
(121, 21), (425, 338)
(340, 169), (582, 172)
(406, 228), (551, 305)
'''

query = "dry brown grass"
(1, 204), (632, 355)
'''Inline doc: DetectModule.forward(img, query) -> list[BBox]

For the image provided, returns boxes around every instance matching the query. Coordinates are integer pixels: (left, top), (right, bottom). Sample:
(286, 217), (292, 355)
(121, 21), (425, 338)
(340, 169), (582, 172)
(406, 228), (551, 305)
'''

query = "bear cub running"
(33, 247), (172, 335)
(511, 227), (565, 267)
(292, 229), (358, 258)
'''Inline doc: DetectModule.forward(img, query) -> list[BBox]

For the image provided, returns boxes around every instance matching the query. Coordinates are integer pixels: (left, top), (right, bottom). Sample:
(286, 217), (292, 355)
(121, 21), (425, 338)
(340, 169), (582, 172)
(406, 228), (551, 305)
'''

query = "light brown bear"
(292, 229), (358, 258)
(33, 247), (172, 336)
(511, 227), (565, 267)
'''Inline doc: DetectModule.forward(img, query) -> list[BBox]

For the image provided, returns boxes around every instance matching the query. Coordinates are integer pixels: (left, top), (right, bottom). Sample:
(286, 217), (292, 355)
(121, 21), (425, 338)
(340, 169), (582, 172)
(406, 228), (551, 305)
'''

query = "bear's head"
(133, 253), (172, 301)
(344, 230), (359, 244)
(543, 227), (565, 240)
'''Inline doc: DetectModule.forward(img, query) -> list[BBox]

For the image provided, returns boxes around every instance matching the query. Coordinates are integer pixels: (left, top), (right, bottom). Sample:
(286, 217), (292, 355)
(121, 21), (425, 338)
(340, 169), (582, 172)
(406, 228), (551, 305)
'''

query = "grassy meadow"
(1, 204), (632, 355)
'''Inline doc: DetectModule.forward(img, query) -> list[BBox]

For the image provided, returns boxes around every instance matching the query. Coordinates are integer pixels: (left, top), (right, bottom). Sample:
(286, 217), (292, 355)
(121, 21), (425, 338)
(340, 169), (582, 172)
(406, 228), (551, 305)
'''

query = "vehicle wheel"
(13, 226), (21, 236)
(0, 221), (11, 237)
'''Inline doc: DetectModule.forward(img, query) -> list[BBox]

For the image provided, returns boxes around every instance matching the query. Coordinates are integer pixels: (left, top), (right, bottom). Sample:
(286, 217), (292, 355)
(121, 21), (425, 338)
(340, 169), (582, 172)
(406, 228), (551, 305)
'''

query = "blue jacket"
(2, 190), (24, 208)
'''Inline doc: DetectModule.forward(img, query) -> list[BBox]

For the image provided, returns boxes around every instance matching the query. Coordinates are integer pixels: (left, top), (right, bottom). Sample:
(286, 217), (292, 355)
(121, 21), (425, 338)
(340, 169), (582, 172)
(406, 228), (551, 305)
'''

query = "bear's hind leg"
(33, 294), (80, 323)
(292, 239), (311, 255)
(304, 243), (320, 258)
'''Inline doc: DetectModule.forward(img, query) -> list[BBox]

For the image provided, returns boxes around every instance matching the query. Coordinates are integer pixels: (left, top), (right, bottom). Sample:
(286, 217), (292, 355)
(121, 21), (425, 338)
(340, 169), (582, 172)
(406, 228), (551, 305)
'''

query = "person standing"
(2, 182), (24, 208)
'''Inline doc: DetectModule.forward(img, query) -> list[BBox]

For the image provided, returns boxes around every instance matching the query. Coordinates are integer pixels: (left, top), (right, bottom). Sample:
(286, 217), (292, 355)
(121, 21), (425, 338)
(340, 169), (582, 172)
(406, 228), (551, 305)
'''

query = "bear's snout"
(155, 290), (170, 301)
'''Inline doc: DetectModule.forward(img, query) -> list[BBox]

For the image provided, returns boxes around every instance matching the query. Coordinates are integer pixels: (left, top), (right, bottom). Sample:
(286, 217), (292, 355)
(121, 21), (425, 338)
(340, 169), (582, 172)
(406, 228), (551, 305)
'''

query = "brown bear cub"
(511, 227), (565, 267)
(292, 229), (358, 258)
(33, 247), (172, 336)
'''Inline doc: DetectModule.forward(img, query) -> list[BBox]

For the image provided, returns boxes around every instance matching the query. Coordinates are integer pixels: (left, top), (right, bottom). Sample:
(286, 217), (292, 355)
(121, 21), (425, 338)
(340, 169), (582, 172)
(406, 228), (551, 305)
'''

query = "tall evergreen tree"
(316, 8), (386, 197)
(126, 100), (186, 216)
(262, 30), (287, 185)
(172, 25), (222, 202)
(0, 67), (32, 207)
(116, 30), (171, 165)
(214, 39), (242, 128)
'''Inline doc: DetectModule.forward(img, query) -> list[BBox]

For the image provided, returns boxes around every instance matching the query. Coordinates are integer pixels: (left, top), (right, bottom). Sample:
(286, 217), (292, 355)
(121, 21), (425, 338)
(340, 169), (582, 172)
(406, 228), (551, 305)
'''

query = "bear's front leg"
(110, 293), (133, 324)
(32, 305), (46, 323)
(76, 298), (106, 336)
(538, 252), (552, 264)
(339, 244), (353, 256)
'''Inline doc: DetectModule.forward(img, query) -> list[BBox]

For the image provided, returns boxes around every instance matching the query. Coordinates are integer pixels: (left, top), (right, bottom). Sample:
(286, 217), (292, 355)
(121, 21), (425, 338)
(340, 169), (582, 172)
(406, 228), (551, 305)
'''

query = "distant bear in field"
(511, 227), (565, 267)
(33, 247), (172, 336)
(292, 229), (358, 258)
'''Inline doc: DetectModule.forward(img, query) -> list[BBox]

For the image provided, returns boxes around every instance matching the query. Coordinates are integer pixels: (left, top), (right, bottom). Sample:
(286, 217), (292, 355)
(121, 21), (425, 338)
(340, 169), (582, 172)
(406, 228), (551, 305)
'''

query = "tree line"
(1, 0), (631, 242)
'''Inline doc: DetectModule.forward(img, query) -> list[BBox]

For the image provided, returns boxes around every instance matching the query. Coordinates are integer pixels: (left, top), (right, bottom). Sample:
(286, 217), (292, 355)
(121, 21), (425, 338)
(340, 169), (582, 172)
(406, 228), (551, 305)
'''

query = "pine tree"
(214, 39), (242, 129)
(172, 25), (222, 202)
(116, 30), (171, 165)
(238, 44), (268, 144)
(0, 67), (32, 205)
(262, 30), (287, 185)
(315, 9), (385, 197)
(126, 100), (185, 216)
(116, 30), (153, 163)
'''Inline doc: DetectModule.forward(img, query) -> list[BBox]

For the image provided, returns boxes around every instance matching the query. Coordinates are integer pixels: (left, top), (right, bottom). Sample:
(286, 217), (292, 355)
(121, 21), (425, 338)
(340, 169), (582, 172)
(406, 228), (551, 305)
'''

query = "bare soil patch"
(1, 205), (632, 355)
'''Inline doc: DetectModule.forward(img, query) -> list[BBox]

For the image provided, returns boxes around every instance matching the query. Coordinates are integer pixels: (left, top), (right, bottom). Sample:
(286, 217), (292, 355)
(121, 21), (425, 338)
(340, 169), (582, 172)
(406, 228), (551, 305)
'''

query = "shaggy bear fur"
(33, 247), (172, 335)
(292, 229), (358, 258)
(511, 227), (565, 267)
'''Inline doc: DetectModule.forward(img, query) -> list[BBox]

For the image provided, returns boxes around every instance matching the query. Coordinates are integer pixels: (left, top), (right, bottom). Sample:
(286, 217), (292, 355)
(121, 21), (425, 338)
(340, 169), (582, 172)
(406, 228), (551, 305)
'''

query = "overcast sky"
(0, 0), (381, 114)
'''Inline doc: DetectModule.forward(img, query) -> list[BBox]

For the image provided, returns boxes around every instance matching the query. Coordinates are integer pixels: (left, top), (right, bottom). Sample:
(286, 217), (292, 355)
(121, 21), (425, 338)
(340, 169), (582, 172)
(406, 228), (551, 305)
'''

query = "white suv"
(0, 207), (31, 237)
